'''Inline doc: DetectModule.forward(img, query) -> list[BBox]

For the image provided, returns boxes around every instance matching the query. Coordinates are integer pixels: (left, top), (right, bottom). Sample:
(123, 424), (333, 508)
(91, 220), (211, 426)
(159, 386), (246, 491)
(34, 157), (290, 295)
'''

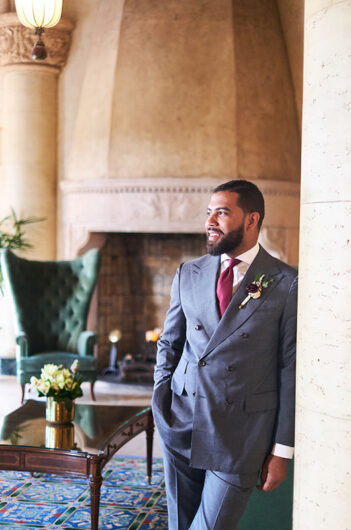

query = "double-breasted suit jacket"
(152, 245), (297, 478)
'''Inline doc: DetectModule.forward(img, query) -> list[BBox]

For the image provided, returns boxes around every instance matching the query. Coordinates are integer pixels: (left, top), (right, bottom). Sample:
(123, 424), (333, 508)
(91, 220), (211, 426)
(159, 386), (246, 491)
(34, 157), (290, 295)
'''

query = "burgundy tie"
(216, 258), (241, 316)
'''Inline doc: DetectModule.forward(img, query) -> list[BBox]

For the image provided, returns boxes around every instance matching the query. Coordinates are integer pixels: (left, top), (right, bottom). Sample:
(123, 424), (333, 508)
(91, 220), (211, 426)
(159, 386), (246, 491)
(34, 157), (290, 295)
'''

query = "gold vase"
(46, 397), (75, 424)
(45, 423), (75, 449)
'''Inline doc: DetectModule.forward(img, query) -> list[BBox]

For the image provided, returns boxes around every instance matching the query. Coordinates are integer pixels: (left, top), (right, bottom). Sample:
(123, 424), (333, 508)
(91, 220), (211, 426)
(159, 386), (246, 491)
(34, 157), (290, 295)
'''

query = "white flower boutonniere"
(238, 273), (273, 309)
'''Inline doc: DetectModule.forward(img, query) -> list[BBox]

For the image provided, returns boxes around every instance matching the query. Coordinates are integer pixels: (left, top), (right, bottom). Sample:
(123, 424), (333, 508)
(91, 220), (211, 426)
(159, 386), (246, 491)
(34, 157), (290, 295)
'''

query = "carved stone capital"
(0, 12), (74, 71)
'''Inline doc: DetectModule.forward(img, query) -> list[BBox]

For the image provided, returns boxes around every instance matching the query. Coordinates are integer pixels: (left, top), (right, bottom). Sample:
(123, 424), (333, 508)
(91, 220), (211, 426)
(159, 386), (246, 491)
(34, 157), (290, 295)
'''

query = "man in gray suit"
(152, 180), (297, 529)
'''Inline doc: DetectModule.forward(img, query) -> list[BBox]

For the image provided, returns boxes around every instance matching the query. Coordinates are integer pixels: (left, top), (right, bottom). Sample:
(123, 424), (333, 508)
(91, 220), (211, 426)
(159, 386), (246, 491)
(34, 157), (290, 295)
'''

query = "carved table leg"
(21, 384), (25, 404)
(90, 382), (96, 402)
(89, 466), (103, 530)
(146, 411), (154, 485)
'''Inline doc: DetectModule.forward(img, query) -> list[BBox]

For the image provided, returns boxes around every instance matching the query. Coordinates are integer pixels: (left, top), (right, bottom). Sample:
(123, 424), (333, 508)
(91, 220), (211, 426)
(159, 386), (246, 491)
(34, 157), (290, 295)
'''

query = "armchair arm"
(15, 332), (29, 359)
(77, 331), (97, 357)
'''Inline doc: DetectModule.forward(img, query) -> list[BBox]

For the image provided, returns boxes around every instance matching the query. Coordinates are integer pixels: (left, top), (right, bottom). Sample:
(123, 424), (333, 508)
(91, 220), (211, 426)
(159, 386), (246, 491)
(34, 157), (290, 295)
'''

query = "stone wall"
(62, 0), (301, 184)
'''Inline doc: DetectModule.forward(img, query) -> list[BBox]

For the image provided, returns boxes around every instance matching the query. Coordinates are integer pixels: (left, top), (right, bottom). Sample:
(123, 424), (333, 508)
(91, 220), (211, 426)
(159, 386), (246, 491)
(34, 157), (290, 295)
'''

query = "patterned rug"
(0, 456), (168, 529)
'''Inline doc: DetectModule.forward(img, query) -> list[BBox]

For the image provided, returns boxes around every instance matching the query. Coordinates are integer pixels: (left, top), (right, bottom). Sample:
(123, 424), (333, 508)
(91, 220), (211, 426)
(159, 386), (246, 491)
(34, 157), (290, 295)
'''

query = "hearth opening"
(97, 233), (206, 382)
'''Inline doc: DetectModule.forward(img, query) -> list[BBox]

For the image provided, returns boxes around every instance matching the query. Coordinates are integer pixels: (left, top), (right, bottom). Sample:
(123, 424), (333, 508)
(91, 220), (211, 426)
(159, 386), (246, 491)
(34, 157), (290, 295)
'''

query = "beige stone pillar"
(0, 12), (73, 260)
(294, 1), (351, 528)
(0, 1), (10, 15)
(0, 13), (73, 358)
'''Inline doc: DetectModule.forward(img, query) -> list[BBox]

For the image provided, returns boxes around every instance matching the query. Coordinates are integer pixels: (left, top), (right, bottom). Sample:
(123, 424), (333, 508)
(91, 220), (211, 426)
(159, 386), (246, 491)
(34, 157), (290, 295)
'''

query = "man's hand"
(257, 454), (289, 492)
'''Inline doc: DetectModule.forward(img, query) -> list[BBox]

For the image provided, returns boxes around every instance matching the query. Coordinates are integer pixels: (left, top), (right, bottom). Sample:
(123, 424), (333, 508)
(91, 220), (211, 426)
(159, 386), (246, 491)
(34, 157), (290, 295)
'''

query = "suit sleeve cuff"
(271, 443), (294, 459)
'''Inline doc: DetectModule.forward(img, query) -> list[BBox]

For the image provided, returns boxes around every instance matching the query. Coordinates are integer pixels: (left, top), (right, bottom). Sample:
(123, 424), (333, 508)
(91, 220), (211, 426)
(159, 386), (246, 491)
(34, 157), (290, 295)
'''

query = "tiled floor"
(0, 375), (163, 458)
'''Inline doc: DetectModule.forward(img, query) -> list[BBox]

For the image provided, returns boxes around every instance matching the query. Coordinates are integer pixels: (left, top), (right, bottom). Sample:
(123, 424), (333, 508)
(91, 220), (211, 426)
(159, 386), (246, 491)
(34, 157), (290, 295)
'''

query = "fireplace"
(59, 177), (300, 381)
(97, 232), (206, 379)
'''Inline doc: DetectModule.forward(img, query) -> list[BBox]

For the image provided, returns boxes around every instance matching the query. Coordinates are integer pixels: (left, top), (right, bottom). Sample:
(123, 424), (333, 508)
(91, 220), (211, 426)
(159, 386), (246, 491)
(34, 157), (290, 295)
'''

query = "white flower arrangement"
(30, 360), (83, 402)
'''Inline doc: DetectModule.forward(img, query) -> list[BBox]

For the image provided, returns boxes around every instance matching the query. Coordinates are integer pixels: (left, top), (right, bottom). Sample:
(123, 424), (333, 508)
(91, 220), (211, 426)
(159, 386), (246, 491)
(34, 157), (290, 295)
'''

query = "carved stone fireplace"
(97, 232), (205, 376)
(60, 177), (300, 377)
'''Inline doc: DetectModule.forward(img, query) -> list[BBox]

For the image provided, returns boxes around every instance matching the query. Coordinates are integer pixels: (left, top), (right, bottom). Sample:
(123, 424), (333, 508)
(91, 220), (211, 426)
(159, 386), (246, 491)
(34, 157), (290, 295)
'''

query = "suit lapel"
(202, 246), (283, 357)
(192, 255), (220, 342)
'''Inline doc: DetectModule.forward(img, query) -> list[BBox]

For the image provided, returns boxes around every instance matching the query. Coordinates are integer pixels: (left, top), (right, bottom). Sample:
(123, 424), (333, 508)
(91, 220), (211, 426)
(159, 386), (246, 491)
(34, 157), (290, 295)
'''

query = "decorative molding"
(259, 227), (288, 262)
(59, 177), (300, 261)
(0, 13), (74, 70)
(68, 225), (91, 258)
(61, 178), (300, 198)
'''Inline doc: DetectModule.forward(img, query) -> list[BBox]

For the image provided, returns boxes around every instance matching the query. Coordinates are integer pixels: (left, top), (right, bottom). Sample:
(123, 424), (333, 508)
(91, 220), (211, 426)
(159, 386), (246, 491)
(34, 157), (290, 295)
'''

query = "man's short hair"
(213, 179), (265, 229)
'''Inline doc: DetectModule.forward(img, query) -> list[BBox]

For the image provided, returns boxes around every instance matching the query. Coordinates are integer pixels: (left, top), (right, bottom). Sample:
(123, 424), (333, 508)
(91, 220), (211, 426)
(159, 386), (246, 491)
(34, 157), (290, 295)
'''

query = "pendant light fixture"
(15, 0), (63, 60)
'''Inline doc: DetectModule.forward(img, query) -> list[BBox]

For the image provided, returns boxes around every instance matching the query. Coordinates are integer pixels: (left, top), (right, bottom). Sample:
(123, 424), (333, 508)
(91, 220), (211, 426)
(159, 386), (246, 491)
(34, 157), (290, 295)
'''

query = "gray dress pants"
(161, 442), (257, 530)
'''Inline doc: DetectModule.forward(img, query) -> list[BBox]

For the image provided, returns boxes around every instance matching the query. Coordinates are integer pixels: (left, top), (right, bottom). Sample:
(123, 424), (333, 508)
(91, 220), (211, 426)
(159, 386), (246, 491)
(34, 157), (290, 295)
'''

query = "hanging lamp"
(15, 0), (63, 60)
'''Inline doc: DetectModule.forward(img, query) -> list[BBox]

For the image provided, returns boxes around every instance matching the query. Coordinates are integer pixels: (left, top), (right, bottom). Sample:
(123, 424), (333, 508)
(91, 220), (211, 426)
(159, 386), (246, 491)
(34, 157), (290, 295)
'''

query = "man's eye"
(218, 210), (227, 216)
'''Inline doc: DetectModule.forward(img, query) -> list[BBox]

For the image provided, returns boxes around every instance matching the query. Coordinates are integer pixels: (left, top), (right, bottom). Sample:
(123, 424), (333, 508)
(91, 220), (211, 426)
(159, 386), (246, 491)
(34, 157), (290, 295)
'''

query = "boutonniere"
(238, 273), (273, 309)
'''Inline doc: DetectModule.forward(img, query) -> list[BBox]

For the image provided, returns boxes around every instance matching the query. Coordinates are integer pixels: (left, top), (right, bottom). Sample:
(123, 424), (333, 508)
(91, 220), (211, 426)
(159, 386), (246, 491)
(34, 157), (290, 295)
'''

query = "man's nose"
(206, 212), (218, 226)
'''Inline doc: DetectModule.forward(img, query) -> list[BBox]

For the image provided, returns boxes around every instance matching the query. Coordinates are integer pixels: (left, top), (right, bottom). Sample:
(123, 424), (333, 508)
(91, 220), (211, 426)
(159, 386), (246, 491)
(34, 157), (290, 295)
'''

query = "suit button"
(225, 399), (232, 406)
(199, 360), (207, 367)
(195, 325), (203, 330)
(227, 365), (235, 372)
(193, 392), (196, 397)
(241, 332), (249, 339)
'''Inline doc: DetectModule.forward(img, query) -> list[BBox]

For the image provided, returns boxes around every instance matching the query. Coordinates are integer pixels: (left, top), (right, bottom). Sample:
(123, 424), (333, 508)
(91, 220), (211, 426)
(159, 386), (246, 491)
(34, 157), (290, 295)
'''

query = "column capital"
(0, 12), (74, 72)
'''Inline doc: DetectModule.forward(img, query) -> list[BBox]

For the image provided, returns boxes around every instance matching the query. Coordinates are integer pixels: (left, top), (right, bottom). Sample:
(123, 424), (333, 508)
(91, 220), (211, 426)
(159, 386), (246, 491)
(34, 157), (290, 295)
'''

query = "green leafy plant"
(0, 209), (43, 292)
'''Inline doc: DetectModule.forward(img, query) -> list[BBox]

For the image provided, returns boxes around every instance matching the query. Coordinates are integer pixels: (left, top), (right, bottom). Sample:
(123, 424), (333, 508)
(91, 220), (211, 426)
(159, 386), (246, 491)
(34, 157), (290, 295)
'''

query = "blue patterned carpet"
(0, 456), (168, 529)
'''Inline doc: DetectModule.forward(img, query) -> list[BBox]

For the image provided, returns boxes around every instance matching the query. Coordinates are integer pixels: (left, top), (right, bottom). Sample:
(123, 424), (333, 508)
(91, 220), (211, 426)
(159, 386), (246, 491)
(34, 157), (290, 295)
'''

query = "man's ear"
(246, 212), (260, 231)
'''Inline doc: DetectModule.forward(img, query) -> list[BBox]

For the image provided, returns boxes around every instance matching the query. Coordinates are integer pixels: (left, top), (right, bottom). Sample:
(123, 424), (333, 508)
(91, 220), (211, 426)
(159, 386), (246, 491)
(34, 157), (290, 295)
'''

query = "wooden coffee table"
(0, 400), (154, 530)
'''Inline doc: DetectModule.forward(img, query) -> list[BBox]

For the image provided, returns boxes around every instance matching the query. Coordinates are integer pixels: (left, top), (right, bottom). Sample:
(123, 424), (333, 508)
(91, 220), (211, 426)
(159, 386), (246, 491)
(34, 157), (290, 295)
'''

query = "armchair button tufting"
(194, 325), (202, 330)
(199, 360), (206, 367)
(240, 332), (249, 339)
(1, 247), (100, 400)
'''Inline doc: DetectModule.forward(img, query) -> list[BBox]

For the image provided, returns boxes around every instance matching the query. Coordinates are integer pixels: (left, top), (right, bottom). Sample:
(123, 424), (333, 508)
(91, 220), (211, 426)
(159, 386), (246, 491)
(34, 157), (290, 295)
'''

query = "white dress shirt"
(220, 242), (294, 459)
(220, 242), (260, 293)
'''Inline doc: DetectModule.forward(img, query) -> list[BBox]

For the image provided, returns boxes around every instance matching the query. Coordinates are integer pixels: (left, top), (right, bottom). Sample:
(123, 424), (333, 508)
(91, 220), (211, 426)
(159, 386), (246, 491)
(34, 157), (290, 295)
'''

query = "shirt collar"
(221, 242), (260, 266)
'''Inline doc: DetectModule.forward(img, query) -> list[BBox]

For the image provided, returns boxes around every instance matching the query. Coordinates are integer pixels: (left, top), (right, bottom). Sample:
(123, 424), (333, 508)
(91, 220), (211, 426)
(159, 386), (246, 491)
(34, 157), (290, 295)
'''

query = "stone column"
(294, 1), (351, 528)
(0, 12), (73, 358)
(0, 12), (73, 260)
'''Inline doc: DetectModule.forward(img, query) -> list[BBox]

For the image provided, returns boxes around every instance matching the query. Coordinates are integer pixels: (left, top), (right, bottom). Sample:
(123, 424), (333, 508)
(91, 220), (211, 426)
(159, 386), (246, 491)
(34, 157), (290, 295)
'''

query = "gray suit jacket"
(152, 246), (297, 477)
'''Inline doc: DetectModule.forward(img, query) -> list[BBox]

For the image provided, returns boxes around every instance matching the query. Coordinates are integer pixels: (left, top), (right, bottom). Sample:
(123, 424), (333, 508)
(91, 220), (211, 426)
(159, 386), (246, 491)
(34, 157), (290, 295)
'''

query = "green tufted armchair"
(1, 248), (101, 403)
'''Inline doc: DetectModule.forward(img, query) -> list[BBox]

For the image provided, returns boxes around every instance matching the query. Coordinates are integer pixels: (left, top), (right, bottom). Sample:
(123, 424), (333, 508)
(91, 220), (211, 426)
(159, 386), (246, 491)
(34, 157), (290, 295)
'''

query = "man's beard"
(206, 224), (244, 256)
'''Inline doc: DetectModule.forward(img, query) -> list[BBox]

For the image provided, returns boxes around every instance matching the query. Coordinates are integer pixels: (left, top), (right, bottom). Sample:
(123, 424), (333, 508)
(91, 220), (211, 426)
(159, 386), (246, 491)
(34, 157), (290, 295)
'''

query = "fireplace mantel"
(59, 177), (300, 263)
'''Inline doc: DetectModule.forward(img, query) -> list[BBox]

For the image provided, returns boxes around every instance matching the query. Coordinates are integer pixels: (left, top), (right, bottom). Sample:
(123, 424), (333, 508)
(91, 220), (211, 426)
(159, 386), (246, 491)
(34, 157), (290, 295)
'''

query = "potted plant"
(30, 360), (83, 424)
(0, 209), (43, 292)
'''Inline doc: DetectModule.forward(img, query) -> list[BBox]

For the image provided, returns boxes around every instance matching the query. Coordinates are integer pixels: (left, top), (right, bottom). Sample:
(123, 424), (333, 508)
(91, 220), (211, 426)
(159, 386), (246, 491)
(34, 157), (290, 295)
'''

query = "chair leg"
(21, 384), (25, 404)
(90, 382), (96, 401)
